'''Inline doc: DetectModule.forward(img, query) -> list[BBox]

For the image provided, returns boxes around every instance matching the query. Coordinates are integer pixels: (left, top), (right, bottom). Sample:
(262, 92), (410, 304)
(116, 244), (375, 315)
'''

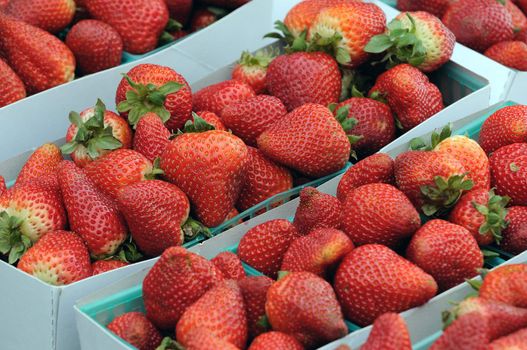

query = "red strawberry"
(335, 244), (438, 326)
(442, 0), (514, 52)
(0, 183), (66, 263)
(397, 0), (450, 17)
(62, 100), (132, 168)
(92, 259), (128, 275)
(266, 271), (348, 348)
(4, 0), (75, 33)
(116, 64), (193, 131)
(65, 19), (123, 75)
(449, 189), (509, 245)
(221, 95), (287, 146)
(17, 230), (92, 285)
(133, 113), (171, 162)
(211, 252), (246, 281)
(143, 246), (224, 330)
(293, 187), (342, 235)
(361, 313), (411, 350)
(485, 41), (527, 71)
(281, 228), (353, 278)
(248, 332), (304, 350)
(0, 15), (75, 93)
(0, 176), (5, 197)
(176, 280), (248, 349)
(489, 328), (527, 349)
(479, 105), (527, 154)
(58, 160), (127, 258)
(336, 153), (394, 202)
(501, 206), (527, 254)
(479, 264), (527, 308)
(237, 275), (274, 339)
(0, 0), (8, 9)
(265, 52), (341, 111)
(258, 103), (350, 178)
(369, 64), (444, 131)
(237, 219), (300, 278)
(190, 7), (221, 32)
(516, 27), (527, 44)
(107, 312), (162, 350)
(159, 330), (239, 350)
(490, 143), (527, 205)
(341, 183), (421, 248)
(165, 0), (192, 26)
(232, 50), (276, 95)
(0, 58), (25, 108)
(15, 143), (62, 191)
(193, 79), (256, 116)
(430, 312), (490, 350)
(195, 111), (227, 131)
(85, 0), (168, 54)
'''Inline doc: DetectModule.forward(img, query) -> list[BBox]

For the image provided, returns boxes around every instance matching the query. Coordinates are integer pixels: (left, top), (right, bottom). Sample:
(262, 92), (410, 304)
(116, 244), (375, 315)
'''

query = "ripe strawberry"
(4, 0), (75, 33)
(62, 99), (132, 168)
(489, 328), (527, 349)
(58, 160), (127, 258)
(15, 143), (62, 191)
(479, 264), (527, 308)
(258, 103), (350, 178)
(0, 0), (8, 9)
(341, 183), (421, 248)
(265, 52), (341, 111)
(0, 183), (66, 263)
(165, 0), (192, 26)
(193, 79), (256, 116)
(0, 58), (25, 108)
(165, 329), (240, 350)
(248, 332), (304, 350)
(232, 50), (276, 94)
(501, 206), (527, 254)
(485, 41), (527, 71)
(65, 19), (122, 75)
(221, 95), (287, 146)
(190, 7), (222, 32)
(0, 15), (75, 93)
(397, 0), (450, 17)
(442, 0), (514, 52)
(361, 313), (411, 350)
(237, 275), (274, 339)
(176, 280), (248, 349)
(17, 230), (91, 285)
(335, 244), (438, 326)
(195, 111), (226, 131)
(336, 153), (394, 202)
(293, 187), (341, 235)
(281, 228), (354, 278)
(237, 219), (300, 278)
(92, 259), (128, 275)
(143, 246), (224, 330)
(211, 251), (246, 281)
(479, 105), (527, 154)
(116, 64), (192, 131)
(133, 113), (171, 162)
(369, 64), (444, 131)
(430, 312), (490, 350)
(333, 98), (396, 156)
(107, 312), (162, 350)
(0, 176), (5, 197)
(490, 143), (527, 205)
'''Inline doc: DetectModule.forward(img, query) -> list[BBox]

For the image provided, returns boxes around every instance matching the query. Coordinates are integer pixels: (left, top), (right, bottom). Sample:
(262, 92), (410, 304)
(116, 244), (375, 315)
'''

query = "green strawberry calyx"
(159, 19), (184, 45)
(61, 99), (122, 159)
(410, 123), (452, 151)
(117, 74), (183, 128)
(264, 21), (308, 53)
(155, 337), (184, 350)
(175, 113), (216, 136)
(472, 189), (510, 244)
(420, 173), (474, 217)
(0, 211), (32, 264)
(331, 104), (363, 159)
(182, 217), (211, 241)
(238, 48), (278, 69)
(145, 158), (165, 180)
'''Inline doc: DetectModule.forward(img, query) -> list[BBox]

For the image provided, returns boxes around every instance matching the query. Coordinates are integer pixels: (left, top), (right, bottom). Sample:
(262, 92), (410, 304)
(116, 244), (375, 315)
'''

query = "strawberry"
(4, 0), (75, 33)
(193, 79), (256, 116)
(485, 41), (527, 71)
(237, 219), (300, 278)
(176, 279), (248, 349)
(62, 99), (132, 168)
(478, 105), (527, 154)
(107, 312), (162, 350)
(165, 0), (192, 26)
(221, 95), (287, 146)
(236, 147), (293, 212)
(158, 330), (239, 350)
(266, 271), (348, 348)
(258, 103), (350, 178)
(237, 275), (274, 339)
(133, 113), (171, 162)
(335, 244), (438, 326)
(211, 251), (246, 280)
(442, 0), (514, 52)
(0, 15), (75, 93)
(248, 332), (304, 350)
(0, 58), (25, 108)
(0, 176), (5, 197)
(160, 117), (248, 227)
(361, 313), (411, 350)
(200, 0), (248, 9)
(232, 50), (276, 95)
(0, 0), (8, 9)
(397, 0), (450, 18)
(332, 98), (396, 156)
(116, 64), (192, 131)
(117, 180), (189, 257)
(265, 52), (341, 111)
(15, 143), (62, 191)
(190, 7), (222, 32)
(336, 153), (395, 202)
(58, 160), (127, 258)
(281, 228), (353, 278)
(479, 264), (527, 308)
(489, 328), (527, 349)
(369, 64), (444, 131)
(17, 230), (92, 285)
(195, 111), (226, 131)
(490, 143), (527, 206)
(501, 206), (527, 254)
(0, 183), (66, 263)
(341, 183), (421, 248)
(293, 187), (342, 235)
(430, 312), (490, 350)
(92, 259), (128, 275)
(143, 246), (224, 330)
(65, 19), (123, 75)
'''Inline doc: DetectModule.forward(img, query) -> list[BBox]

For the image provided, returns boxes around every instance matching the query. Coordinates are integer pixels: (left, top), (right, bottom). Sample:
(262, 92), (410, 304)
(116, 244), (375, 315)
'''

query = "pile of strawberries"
(0, 0), (247, 108)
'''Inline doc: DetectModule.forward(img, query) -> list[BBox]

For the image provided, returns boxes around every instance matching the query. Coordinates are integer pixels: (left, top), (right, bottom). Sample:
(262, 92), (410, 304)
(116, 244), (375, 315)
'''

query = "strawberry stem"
(420, 174), (474, 217)
(473, 189), (510, 244)
(182, 217), (211, 241)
